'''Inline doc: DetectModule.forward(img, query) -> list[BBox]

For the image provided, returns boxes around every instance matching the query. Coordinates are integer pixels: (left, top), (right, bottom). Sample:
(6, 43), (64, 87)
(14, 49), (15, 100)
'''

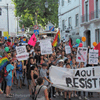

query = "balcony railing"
(81, 10), (100, 23)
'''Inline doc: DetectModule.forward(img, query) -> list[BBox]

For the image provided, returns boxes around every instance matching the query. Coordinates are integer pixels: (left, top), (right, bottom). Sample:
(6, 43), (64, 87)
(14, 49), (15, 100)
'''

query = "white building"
(0, 0), (17, 37)
(58, 0), (81, 41)
(80, 0), (100, 48)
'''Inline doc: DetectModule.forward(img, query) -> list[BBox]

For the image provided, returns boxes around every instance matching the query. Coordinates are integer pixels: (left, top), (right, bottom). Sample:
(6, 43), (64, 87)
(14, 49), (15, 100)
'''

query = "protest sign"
(89, 49), (98, 64)
(3, 31), (9, 38)
(76, 47), (87, 62)
(49, 66), (100, 92)
(16, 46), (27, 55)
(16, 46), (29, 61)
(40, 39), (52, 55)
(16, 53), (29, 61)
(65, 45), (71, 54)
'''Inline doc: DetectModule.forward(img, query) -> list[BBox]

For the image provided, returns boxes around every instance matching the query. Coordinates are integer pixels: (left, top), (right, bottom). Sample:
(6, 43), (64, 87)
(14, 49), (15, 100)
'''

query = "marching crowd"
(0, 35), (100, 100)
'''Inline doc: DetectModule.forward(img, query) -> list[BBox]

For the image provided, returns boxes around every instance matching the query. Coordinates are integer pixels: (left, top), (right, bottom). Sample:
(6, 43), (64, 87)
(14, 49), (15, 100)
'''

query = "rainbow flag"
(52, 31), (60, 47)
(0, 57), (9, 71)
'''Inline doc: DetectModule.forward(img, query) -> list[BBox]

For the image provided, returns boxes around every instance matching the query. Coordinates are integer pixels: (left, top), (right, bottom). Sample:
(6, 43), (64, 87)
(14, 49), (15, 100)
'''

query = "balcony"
(81, 10), (100, 25)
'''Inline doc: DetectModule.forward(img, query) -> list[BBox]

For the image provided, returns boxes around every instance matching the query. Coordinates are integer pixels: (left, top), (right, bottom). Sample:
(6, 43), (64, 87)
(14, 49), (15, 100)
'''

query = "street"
(0, 83), (100, 100)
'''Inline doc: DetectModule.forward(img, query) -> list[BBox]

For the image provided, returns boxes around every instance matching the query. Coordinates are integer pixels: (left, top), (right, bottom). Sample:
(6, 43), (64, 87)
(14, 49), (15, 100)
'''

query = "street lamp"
(45, 0), (48, 8)
(7, 3), (9, 34)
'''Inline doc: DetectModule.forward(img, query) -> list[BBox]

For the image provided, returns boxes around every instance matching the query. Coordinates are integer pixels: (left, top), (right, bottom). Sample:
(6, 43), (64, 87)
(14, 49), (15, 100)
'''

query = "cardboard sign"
(65, 46), (71, 54)
(89, 49), (98, 64)
(50, 66), (100, 92)
(16, 53), (29, 61)
(16, 46), (27, 55)
(40, 39), (52, 55)
(76, 47), (88, 62)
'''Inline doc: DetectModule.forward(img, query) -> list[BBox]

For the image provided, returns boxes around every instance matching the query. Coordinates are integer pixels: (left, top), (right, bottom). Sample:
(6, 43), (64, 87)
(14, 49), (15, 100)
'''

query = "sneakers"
(56, 92), (59, 96)
(79, 96), (82, 100)
(53, 94), (56, 98)
(71, 93), (74, 97)
(60, 92), (63, 96)
(84, 96), (89, 100)
(75, 93), (78, 97)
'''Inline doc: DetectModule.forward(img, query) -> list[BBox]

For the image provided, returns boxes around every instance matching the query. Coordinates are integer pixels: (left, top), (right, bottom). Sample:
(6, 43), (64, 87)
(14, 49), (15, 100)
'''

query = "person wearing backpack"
(5, 63), (14, 98)
(15, 60), (23, 89)
(35, 77), (49, 100)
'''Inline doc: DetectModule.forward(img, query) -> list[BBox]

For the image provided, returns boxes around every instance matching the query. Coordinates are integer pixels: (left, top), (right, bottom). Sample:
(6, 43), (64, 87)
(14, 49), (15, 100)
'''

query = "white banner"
(16, 53), (29, 61)
(40, 39), (52, 55)
(16, 46), (27, 55)
(65, 45), (71, 54)
(89, 49), (98, 64)
(76, 47), (87, 62)
(49, 66), (100, 92)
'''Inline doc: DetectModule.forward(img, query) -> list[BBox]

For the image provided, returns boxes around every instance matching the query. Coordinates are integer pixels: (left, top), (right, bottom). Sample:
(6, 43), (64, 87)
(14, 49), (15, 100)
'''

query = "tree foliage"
(12, 0), (58, 28)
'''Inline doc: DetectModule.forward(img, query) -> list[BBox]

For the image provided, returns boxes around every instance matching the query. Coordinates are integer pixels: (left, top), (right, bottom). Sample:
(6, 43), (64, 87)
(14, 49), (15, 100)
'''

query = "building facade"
(0, 0), (17, 36)
(80, 0), (100, 47)
(58, 0), (81, 41)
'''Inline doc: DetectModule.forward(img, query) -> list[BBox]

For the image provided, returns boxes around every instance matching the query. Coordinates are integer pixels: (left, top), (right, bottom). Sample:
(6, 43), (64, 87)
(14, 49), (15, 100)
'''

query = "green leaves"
(12, 0), (58, 28)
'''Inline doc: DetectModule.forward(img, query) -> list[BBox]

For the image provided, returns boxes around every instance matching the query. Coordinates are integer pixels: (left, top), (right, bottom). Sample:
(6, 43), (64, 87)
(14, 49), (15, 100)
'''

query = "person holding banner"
(70, 59), (78, 98)
(64, 63), (72, 100)
(78, 62), (89, 100)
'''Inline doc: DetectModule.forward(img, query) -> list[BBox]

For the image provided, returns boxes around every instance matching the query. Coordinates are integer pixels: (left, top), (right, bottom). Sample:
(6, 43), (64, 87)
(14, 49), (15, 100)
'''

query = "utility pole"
(7, 3), (9, 34)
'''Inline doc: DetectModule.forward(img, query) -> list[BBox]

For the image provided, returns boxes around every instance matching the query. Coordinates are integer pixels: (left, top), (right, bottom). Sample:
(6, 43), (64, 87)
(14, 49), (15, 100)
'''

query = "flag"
(28, 33), (37, 47)
(0, 57), (9, 71)
(95, 42), (100, 56)
(69, 38), (72, 48)
(52, 31), (60, 47)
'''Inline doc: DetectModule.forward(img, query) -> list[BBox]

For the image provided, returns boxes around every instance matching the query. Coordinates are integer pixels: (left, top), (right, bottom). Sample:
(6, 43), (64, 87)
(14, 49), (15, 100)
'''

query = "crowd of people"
(0, 35), (100, 100)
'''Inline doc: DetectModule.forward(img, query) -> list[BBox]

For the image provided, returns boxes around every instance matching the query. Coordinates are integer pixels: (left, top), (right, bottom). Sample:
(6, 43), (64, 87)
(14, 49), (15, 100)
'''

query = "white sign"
(76, 47), (88, 62)
(49, 66), (100, 92)
(16, 46), (27, 55)
(16, 53), (29, 61)
(89, 49), (98, 64)
(40, 39), (52, 55)
(10, 33), (17, 37)
(65, 46), (71, 54)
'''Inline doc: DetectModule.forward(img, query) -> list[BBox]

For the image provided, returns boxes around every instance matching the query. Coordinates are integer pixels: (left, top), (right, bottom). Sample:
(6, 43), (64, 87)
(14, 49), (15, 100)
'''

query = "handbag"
(32, 85), (43, 100)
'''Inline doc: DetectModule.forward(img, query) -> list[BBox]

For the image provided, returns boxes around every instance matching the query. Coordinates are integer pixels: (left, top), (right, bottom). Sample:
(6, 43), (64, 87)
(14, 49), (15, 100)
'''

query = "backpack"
(4, 67), (8, 77)
(0, 67), (8, 83)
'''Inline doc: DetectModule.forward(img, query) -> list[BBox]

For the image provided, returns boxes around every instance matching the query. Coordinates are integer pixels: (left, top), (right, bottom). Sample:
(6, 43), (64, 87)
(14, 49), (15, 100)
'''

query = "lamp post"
(7, 3), (9, 34)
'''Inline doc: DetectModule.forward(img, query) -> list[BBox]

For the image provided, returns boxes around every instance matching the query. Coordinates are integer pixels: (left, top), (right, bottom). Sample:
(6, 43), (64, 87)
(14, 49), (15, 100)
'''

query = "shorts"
(16, 73), (23, 80)
(5, 75), (12, 86)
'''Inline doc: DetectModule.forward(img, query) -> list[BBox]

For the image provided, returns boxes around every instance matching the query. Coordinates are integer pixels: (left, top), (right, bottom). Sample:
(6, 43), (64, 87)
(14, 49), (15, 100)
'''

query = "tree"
(12, 0), (58, 28)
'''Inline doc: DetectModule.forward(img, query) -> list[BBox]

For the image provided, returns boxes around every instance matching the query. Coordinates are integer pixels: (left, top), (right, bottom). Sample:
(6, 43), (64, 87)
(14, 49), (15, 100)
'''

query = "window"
(0, 31), (2, 37)
(68, 0), (71, 3)
(62, 20), (65, 31)
(62, 0), (64, 6)
(96, 0), (98, 18)
(95, 29), (100, 43)
(75, 14), (79, 26)
(85, 1), (88, 22)
(68, 17), (71, 27)
(0, 8), (2, 15)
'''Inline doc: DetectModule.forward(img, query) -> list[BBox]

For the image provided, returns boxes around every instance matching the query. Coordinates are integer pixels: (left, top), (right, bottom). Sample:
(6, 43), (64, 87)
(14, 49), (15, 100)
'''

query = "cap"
(42, 63), (47, 66)
(59, 59), (64, 63)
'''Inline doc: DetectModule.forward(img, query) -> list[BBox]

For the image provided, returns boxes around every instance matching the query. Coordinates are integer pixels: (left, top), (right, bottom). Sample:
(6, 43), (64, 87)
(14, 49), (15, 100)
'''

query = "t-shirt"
(40, 68), (48, 86)
(0, 49), (4, 56)
(36, 85), (47, 100)
(6, 64), (14, 77)
(27, 64), (35, 79)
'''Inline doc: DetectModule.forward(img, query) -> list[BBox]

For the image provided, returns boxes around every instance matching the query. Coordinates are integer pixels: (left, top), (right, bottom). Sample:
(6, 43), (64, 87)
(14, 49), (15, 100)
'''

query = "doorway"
(84, 30), (91, 47)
